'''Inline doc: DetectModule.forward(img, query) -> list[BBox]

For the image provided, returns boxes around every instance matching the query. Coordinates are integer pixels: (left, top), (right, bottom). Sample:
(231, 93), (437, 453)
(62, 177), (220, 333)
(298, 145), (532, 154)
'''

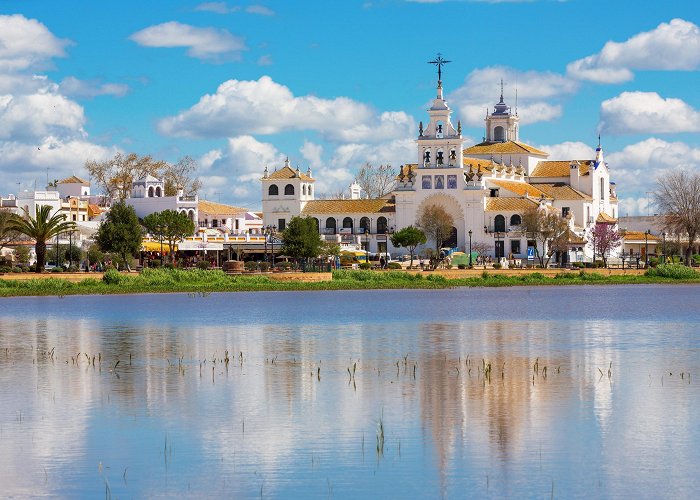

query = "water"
(0, 285), (698, 498)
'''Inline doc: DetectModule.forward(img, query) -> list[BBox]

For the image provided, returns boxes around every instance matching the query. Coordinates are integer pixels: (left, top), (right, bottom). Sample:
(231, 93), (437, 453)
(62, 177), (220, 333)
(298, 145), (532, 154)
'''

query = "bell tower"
(485, 79), (519, 143)
(417, 54), (464, 169)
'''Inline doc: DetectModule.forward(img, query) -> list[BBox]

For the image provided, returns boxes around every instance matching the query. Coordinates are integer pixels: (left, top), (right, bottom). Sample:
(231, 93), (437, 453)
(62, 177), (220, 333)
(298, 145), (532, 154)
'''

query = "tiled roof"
(485, 197), (539, 212)
(530, 160), (592, 177)
(531, 182), (592, 200)
(563, 228), (587, 245)
(462, 157), (496, 171)
(267, 166), (314, 182)
(463, 141), (548, 156)
(622, 231), (661, 242)
(58, 175), (89, 185)
(596, 212), (617, 223)
(199, 200), (249, 216)
(87, 204), (103, 217)
(301, 199), (395, 214)
(489, 179), (551, 199)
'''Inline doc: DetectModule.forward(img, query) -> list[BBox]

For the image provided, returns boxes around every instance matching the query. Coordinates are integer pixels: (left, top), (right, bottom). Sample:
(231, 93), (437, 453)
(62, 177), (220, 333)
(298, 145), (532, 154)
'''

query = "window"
(490, 189), (499, 198)
(378, 242), (387, 254)
(377, 217), (388, 234)
(278, 218), (286, 231)
(494, 126), (505, 142)
(302, 185), (306, 196)
(268, 184), (279, 196)
(308, 186), (313, 197)
(600, 178), (605, 201)
(212, 219), (218, 228)
(72, 214), (76, 221)
(155, 186), (162, 197)
(447, 175), (457, 189)
(511, 240), (521, 255)
(284, 184), (294, 195)
(422, 175), (431, 189)
(494, 215), (506, 232)
(148, 186), (154, 197)
(510, 214), (522, 226)
(562, 207), (570, 218)
(359, 217), (370, 233)
(325, 217), (336, 234)
(434, 175), (444, 189)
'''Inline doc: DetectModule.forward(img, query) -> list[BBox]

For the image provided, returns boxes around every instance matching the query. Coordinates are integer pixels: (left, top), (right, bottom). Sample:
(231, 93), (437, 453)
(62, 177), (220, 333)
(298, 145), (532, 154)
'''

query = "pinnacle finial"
(428, 53), (451, 85)
(500, 79), (504, 103)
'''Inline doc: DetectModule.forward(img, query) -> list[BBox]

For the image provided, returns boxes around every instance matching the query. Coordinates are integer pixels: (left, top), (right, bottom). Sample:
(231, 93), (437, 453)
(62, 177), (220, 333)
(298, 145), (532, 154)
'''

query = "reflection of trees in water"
(418, 321), (569, 491)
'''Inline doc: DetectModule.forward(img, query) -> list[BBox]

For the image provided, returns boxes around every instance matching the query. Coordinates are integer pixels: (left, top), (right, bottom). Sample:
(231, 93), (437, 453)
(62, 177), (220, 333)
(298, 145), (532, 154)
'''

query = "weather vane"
(428, 53), (451, 83)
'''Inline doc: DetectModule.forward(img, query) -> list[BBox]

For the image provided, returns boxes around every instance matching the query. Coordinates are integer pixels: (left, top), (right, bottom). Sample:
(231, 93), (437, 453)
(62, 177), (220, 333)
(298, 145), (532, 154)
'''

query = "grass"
(0, 266), (698, 297)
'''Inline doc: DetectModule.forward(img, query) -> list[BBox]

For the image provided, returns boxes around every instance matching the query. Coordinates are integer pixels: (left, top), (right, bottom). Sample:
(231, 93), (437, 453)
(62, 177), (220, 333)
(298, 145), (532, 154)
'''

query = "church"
(261, 62), (618, 264)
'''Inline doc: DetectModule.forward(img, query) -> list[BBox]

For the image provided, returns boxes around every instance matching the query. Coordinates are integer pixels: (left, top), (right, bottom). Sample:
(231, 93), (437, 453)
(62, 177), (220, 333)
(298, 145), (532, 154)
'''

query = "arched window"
(600, 178), (605, 201)
(284, 184), (294, 195)
(148, 186), (154, 197)
(268, 184), (279, 196)
(377, 217), (388, 234)
(302, 185), (307, 196)
(494, 126), (505, 142)
(308, 185), (313, 197)
(342, 217), (353, 232)
(359, 217), (370, 233)
(510, 214), (522, 226)
(188, 210), (195, 222)
(325, 217), (336, 234)
(155, 186), (162, 197)
(494, 214), (506, 232)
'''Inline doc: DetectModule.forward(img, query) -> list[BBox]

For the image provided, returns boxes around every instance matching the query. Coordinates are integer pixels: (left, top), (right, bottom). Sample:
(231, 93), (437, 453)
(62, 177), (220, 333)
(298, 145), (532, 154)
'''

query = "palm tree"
(9, 205), (76, 273)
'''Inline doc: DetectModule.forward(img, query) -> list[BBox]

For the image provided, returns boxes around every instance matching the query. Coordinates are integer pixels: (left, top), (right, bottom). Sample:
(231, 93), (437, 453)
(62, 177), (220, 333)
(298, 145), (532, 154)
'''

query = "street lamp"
(468, 229), (473, 267)
(264, 225), (269, 263)
(494, 231), (504, 260)
(662, 231), (666, 263)
(644, 229), (650, 267)
(270, 225), (277, 268)
(365, 227), (370, 265)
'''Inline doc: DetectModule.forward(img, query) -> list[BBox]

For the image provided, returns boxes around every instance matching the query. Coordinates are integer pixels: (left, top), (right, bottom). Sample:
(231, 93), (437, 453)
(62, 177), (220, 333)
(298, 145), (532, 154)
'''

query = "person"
(380, 257), (385, 269)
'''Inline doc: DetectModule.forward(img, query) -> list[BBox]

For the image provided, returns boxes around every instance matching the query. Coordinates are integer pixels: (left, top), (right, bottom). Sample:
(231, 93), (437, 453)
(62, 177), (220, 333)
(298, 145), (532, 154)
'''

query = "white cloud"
(246, 5), (275, 16)
(300, 140), (323, 169)
(257, 54), (273, 66)
(158, 76), (415, 143)
(567, 18), (700, 83)
(599, 91), (700, 135)
(59, 76), (129, 99)
(0, 14), (69, 72)
(449, 66), (577, 126)
(195, 2), (240, 14)
(129, 22), (247, 62)
(536, 141), (595, 160)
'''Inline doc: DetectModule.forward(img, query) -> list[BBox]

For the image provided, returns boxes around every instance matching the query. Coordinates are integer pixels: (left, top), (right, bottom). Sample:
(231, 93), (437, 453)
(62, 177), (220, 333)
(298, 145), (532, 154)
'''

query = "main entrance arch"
(415, 193), (465, 250)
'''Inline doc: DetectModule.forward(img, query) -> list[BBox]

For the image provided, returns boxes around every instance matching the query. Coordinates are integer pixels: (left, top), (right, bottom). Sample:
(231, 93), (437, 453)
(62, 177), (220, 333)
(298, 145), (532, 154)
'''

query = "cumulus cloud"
(536, 141), (596, 160)
(449, 66), (577, 126)
(567, 18), (700, 83)
(300, 140), (323, 170)
(0, 14), (70, 72)
(246, 5), (275, 16)
(158, 76), (415, 143)
(59, 76), (129, 99)
(129, 22), (247, 62)
(599, 91), (700, 135)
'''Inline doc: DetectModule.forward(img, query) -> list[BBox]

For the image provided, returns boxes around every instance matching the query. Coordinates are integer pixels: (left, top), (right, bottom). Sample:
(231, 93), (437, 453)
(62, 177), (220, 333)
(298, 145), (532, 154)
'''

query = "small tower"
(349, 181), (362, 200)
(485, 79), (519, 143)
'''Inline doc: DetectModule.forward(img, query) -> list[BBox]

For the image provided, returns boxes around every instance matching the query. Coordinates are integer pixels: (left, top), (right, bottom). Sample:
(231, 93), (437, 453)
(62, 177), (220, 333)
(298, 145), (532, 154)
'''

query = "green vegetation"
(143, 209), (195, 264)
(0, 266), (698, 297)
(281, 216), (322, 261)
(94, 202), (143, 271)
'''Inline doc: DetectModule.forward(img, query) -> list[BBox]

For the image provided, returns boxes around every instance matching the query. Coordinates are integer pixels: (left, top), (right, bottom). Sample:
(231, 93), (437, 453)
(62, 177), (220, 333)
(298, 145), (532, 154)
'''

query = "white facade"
(125, 175), (198, 223)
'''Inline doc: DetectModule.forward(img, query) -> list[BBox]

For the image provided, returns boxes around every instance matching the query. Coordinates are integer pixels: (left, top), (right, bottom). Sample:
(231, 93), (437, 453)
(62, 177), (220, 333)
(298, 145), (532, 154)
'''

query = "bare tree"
(355, 163), (396, 199)
(654, 170), (700, 265)
(86, 153), (167, 201)
(522, 207), (568, 267)
(163, 155), (202, 197)
(417, 204), (454, 263)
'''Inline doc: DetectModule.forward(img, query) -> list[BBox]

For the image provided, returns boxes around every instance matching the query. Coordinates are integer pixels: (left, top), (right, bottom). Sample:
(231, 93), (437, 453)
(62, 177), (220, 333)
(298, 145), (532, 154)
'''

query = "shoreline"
(0, 267), (698, 297)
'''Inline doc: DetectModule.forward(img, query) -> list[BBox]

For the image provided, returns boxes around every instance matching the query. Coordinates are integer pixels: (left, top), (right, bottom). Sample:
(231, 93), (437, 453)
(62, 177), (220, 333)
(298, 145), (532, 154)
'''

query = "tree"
(0, 210), (21, 252)
(94, 202), (143, 271)
(8, 205), (76, 273)
(355, 163), (396, 199)
(163, 156), (202, 197)
(144, 210), (195, 264)
(12, 245), (30, 265)
(318, 240), (341, 260)
(471, 241), (491, 266)
(86, 243), (104, 268)
(390, 226), (426, 268)
(590, 223), (622, 267)
(417, 204), (454, 258)
(281, 216), (322, 262)
(654, 170), (700, 265)
(63, 244), (83, 264)
(522, 207), (568, 267)
(86, 152), (168, 201)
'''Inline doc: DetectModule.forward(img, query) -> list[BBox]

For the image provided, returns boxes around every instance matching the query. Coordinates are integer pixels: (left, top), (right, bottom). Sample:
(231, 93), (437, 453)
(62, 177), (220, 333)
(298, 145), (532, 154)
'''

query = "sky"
(1, 0), (699, 215)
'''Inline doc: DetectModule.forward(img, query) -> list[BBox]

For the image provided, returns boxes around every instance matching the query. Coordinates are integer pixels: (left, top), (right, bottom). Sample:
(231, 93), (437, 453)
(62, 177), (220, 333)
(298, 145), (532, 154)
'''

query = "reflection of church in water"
(262, 57), (618, 261)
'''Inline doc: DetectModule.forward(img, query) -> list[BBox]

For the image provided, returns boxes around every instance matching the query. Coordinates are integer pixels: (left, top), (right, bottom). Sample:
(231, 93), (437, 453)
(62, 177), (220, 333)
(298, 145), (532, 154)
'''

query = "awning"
(142, 241), (176, 252)
(178, 241), (224, 251)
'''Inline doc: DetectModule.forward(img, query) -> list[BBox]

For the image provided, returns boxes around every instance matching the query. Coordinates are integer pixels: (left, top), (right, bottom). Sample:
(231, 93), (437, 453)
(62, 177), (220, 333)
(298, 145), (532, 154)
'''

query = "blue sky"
(1, 0), (699, 214)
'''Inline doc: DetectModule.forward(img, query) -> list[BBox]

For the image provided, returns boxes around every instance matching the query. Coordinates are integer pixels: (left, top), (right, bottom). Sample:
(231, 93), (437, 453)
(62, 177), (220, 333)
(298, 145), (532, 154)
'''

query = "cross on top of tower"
(428, 53), (451, 84)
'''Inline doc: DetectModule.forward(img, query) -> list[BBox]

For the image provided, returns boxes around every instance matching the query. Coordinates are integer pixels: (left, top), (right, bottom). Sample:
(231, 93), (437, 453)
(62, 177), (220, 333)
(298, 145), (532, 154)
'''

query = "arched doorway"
(443, 227), (458, 248)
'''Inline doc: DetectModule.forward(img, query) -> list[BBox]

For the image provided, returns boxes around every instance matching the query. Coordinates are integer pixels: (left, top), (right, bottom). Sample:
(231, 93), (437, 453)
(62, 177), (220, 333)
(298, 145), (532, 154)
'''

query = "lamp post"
(158, 224), (164, 266)
(365, 227), (370, 265)
(494, 231), (503, 260)
(644, 229), (650, 267)
(270, 225), (276, 268)
(662, 231), (666, 263)
(264, 225), (269, 263)
(384, 226), (393, 269)
(468, 229), (473, 267)
(68, 228), (73, 269)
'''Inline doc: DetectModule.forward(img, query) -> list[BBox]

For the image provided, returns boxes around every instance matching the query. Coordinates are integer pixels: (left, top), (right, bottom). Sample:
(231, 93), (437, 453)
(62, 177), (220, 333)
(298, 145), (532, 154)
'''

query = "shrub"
(258, 262), (270, 272)
(584, 262), (593, 269)
(594, 260), (605, 268)
(445, 264), (453, 269)
(103, 269), (123, 284)
(481, 271), (490, 279)
(67, 265), (79, 273)
(387, 262), (402, 269)
(457, 264), (467, 269)
(493, 263), (502, 269)
(11, 267), (21, 273)
(426, 273), (447, 283)
(648, 257), (659, 268)
(197, 261), (211, 270)
(244, 261), (258, 272)
(278, 261), (293, 270)
(0, 266), (11, 273)
(646, 264), (699, 279)
(571, 262), (584, 269)
(359, 262), (372, 270)
(51, 267), (64, 273)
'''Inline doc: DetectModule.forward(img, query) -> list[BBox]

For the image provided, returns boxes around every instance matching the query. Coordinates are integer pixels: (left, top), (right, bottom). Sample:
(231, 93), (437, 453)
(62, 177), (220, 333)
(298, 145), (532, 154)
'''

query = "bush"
(244, 261), (258, 272)
(648, 257), (659, 268)
(278, 261), (293, 270)
(359, 262), (372, 270)
(0, 266), (11, 273)
(11, 267), (21, 273)
(645, 264), (699, 279)
(258, 262), (270, 272)
(197, 261), (211, 270)
(571, 262), (584, 269)
(67, 265), (79, 273)
(481, 271), (490, 279)
(493, 263), (502, 269)
(594, 260), (605, 268)
(458, 264), (467, 269)
(584, 262), (593, 269)
(387, 262), (402, 269)
(51, 267), (64, 273)
(103, 269), (123, 284)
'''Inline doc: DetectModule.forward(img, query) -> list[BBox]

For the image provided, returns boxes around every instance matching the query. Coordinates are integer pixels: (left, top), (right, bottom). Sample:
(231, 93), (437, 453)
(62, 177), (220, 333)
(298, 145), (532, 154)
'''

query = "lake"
(0, 284), (698, 498)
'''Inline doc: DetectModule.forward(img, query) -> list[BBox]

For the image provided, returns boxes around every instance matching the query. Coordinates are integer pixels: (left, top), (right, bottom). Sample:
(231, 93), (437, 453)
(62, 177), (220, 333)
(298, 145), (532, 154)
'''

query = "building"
(125, 175), (199, 222)
(261, 69), (619, 263)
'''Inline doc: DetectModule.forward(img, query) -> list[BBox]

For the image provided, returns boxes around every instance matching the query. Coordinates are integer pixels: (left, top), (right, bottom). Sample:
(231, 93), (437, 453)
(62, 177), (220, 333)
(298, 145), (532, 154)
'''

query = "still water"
(0, 285), (698, 499)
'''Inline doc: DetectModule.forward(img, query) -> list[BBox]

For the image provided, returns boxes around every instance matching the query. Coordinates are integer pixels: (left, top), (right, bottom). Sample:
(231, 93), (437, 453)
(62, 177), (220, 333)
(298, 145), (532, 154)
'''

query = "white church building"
(262, 68), (618, 264)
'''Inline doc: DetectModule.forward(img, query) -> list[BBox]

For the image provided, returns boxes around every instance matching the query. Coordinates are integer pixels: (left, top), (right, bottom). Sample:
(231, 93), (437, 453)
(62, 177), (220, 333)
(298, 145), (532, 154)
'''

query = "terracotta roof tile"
(58, 175), (89, 185)
(622, 231), (660, 242)
(198, 200), (249, 216)
(463, 141), (548, 156)
(596, 211), (618, 223)
(489, 179), (550, 199)
(484, 198), (539, 211)
(531, 182), (592, 200)
(266, 166), (314, 182)
(301, 199), (395, 214)
(530, 160), (592, 177)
